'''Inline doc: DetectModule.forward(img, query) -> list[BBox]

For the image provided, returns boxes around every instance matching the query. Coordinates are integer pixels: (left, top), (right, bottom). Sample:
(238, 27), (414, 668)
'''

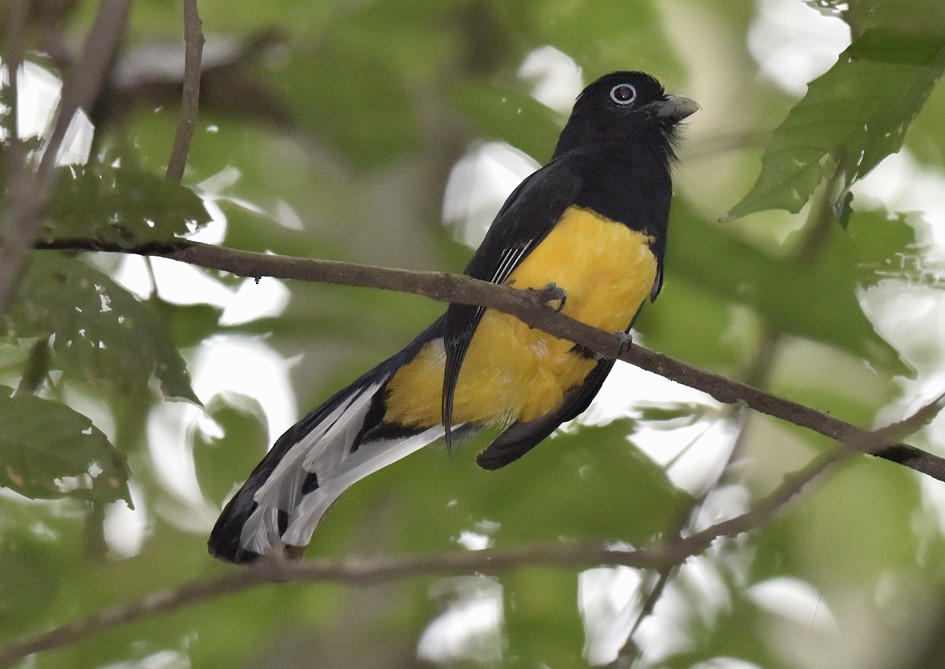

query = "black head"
(553, 71), (698, 159)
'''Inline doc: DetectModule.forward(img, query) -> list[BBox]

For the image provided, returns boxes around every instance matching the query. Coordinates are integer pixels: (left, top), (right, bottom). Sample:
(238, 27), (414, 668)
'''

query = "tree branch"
(0, 446), (837, 667)
(165, 0), (204, 184)
(33, 237), (945, 483)
(3, 343), (939, 666)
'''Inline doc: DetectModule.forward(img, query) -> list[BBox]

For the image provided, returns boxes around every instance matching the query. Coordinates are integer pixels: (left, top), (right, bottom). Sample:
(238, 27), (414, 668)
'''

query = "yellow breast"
(384, 206), (657, 428)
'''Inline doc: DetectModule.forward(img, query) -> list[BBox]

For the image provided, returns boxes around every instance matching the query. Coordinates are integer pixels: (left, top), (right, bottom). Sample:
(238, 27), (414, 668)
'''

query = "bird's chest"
(456, 206), (657, 420)
(382, 206), (657, 428)
(504, 205), (657, 331)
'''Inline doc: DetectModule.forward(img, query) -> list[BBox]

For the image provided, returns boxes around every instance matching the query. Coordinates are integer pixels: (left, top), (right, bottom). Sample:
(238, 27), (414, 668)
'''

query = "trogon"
(209, 71), (698, 563)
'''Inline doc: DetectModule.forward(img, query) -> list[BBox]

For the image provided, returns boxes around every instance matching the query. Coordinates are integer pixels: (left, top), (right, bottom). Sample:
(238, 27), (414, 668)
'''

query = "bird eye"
(609, 84), (637, 105)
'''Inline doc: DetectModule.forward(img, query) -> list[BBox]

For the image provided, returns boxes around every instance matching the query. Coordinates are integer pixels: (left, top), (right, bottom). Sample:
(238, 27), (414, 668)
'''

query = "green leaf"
(0, 530), (63, 634)
(149, 297), (223, 349)
(810, 0), (945, 39)
(514, 0), (682, 79)
(449, 81), (562, 162)
(4, 255), (200, 402)
(665, 201), (911, 373)
(277, 52), (419, 169)
(473, 419), (691, 544)
(726, 29), (945, 220)
(43, 162), (210, 246)
(0, 394), (130, 504)
(193, 393), (268, 504)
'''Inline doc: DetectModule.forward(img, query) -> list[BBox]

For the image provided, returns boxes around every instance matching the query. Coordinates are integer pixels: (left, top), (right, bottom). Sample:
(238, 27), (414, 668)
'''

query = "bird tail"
(208, 324), (446, 564)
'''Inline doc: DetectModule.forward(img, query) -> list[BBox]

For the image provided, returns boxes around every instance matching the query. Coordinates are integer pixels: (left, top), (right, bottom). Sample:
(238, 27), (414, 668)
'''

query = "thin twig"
(31, 238), (945, 482)
(0, 448), (841, 667)
(165, 0), (204, 184)
(878, 390), (945, 441)
(0, 0), (130, 315)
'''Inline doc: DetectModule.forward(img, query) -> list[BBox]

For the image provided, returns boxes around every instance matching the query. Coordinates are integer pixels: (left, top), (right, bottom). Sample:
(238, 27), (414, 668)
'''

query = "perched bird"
(209, 71), (698, 563)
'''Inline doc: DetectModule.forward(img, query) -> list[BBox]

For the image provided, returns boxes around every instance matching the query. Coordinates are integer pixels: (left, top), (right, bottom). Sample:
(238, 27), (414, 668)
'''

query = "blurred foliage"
(2, 0), (945, 668)
(0, 391), (129, 504)
(727, 29), (945, 219)
(43, 162), (210, 246)
(2, 254), (199, 403)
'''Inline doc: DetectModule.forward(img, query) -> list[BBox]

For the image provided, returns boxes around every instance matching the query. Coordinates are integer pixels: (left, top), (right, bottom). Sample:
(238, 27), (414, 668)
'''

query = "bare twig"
(0, 0), (130, 315)
(878, 390), (945, 441)
(0, 447), (839, 667)
(165, 0), (204, 183)
(31, 237), (945, 482)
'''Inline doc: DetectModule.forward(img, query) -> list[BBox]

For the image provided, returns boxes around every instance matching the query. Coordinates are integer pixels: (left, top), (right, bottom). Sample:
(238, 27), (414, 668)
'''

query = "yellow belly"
(384, 206), (657, 428)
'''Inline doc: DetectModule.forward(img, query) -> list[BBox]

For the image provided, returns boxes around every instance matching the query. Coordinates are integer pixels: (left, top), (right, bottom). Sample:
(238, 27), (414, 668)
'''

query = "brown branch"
(11, 381), (942, 666)
(0, 0), (130, 315)
(32, 237), (945, 482)
(0, 446), (836, 667)
(165, 0), (204, 183)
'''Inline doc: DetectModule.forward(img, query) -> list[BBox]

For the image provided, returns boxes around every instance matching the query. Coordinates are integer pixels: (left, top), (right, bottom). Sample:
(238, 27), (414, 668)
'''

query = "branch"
(0, 0), (130, 315)
(0, 447), (836, 667)
(34, 237), (945, 482)
(165, 0), (204, 183)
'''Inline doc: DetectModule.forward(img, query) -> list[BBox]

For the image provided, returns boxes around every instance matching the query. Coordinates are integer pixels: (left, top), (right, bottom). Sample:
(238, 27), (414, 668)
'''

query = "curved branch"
(33, 237), (945, 483)
(0, 447), (838, 667)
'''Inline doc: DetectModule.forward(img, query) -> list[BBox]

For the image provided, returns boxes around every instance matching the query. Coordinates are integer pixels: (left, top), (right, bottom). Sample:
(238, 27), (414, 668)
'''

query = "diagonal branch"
(4, 371), (941, 667)
(0, 445), (839, 668)
(33, 237), (945, 483)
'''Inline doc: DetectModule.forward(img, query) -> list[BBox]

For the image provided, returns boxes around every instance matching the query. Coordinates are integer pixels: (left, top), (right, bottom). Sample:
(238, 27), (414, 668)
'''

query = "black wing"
(475, 358), (614, 469)
(441, 159), (584, 445)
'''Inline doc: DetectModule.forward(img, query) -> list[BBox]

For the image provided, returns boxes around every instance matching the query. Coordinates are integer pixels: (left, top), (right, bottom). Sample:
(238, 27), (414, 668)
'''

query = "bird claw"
(615, 331), (633, 357)
(530, 282), (567, 312)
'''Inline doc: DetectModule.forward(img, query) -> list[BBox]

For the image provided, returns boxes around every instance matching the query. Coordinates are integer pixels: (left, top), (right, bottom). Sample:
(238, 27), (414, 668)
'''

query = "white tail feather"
(283, 427), (443, 545)
(235, 378), (443, 555)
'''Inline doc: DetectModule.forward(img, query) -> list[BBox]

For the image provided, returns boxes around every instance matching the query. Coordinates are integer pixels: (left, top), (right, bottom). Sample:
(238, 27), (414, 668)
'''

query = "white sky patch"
(147, 336), (297, 524)
(114, 255), (233, 305)
(4, 60), (95, 164)
(579, 566), (644, 665)
(690, 483), (752, 532)
(273, 198), (305, 231)
(854, 151), (945, 261)
(443, 46), (583, 250)
(103, 482), (148, 559)
(518, 45), (584, 114)
(747, 0), (851, 96)
(456, 530), (492, 551)
(456, 519), (500, 550)
(218, 276), (291, 326)
(15, 60), (62, 139)
(418, 577), (505, 664)
(691, 659), (765, 669)
(747, 577), (837, 630)
(631, 559), (712, 664)
(578, 361), (738, 496)
(56, 107), (94, 165)
(443, 141), (538, 248)
(100, 649), (190, 669)
(851, 151), (945, 547)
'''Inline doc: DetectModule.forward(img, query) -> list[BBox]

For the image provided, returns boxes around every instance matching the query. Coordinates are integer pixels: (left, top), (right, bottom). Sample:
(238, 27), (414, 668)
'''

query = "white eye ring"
(609, 84), (637, 105)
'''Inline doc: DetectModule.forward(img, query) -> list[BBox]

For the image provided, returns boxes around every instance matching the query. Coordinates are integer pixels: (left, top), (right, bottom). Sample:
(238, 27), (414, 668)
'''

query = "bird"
(208, 71), (698, 563)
